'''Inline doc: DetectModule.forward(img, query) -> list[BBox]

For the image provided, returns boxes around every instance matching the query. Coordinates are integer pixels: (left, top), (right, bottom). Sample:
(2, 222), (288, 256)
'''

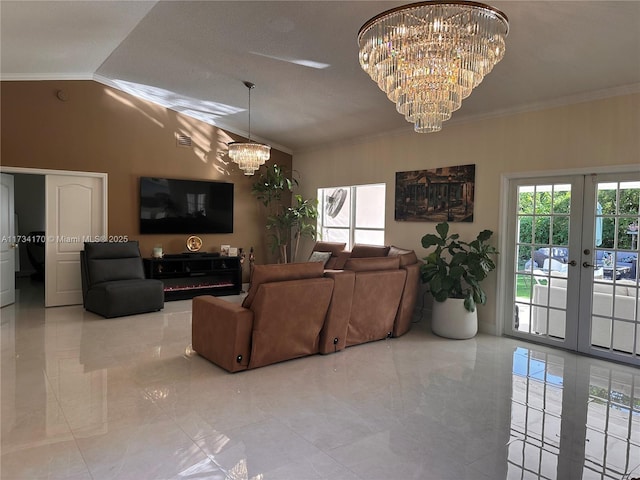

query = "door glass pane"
(619, 182), (640, 215)
(534, 187), (552, 214)
(552, 217), (569, 246)
(620, 217), (637, 250)
(552, 184), (571, 214)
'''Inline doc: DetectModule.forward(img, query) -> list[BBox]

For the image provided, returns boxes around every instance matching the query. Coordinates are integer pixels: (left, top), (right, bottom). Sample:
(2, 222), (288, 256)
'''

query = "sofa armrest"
(394, 262), (420, 337)
(320, 270), (355, 354)
(192, 296), (254, 373)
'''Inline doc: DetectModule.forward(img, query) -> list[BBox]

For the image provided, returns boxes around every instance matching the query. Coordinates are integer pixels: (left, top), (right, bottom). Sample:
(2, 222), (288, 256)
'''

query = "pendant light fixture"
(228, 81), (271, 175)
(358, 1), (509, 133)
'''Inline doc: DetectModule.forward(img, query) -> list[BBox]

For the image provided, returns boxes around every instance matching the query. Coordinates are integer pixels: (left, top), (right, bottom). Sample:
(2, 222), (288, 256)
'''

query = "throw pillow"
(313, 241), (346, 256)
(387, 246), (418, 266)
(308, 251), (332, 266)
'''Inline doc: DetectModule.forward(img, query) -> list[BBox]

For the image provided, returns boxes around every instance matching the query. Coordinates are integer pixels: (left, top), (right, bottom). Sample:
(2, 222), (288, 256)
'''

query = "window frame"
(317, 183), (386, 249)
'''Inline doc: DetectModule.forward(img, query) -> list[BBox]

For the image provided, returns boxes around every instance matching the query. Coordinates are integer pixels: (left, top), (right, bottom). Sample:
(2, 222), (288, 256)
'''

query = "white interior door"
(45, 174), (106, 307)
(505, 172), (639, 366)
(1, 173), (16, 307)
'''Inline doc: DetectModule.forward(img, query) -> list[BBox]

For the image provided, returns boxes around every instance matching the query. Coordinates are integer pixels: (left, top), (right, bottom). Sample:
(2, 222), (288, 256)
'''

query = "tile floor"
(1, 277), (639, 480)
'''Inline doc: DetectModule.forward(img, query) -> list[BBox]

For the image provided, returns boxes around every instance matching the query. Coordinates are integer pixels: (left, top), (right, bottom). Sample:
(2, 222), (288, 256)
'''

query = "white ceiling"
(2, 1), (640, 153)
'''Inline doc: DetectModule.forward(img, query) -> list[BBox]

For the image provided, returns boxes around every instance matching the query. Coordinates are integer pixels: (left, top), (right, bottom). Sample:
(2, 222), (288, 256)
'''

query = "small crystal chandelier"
(358, 1), (509, 133)
(228, 81), (271, 175)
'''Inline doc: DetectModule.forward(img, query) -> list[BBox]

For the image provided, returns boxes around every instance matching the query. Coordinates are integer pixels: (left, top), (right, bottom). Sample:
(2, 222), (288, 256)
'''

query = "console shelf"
(143, 254), (242, 301)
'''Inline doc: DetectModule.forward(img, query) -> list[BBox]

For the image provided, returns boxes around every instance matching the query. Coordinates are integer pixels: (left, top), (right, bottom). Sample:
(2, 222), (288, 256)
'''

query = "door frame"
(1, 173), (16, 307)
(497, 163), (639, 339)
(0, 166), (108, 305)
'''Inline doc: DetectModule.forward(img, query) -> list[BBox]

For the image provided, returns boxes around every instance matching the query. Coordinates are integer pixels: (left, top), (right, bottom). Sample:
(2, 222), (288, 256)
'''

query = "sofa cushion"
(85, 279), (164, 318)
(329, 251), (351, 270)
(242, 262), (325, 309)
(344, 256), (400, 272)
(387, 246), (418, 267)
(350, 244), (390, 258)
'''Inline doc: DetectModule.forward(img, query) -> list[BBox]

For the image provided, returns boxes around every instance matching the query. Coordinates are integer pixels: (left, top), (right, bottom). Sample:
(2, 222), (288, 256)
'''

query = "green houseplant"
(421, 222), (498, 313)
(252, 164), (318, 263)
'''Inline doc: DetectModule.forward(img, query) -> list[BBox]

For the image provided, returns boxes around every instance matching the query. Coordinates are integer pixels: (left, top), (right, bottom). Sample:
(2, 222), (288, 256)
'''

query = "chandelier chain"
(228, 81), (270, 175)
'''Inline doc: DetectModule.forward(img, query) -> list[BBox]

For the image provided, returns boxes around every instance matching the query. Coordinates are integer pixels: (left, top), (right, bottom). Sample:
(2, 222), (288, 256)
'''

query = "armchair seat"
(81, 241), (164, 318)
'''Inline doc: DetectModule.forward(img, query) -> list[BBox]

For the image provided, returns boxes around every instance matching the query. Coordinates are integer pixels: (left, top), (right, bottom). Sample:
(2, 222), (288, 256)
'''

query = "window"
(317, 184), (385, 249)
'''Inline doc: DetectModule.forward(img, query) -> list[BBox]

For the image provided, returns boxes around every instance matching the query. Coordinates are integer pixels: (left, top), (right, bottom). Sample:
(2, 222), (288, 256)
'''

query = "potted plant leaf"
(420, 222), (498, 338)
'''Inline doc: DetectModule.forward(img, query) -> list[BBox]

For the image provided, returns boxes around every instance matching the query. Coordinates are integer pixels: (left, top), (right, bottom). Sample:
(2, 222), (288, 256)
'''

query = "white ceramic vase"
(431, 298), (478, 339)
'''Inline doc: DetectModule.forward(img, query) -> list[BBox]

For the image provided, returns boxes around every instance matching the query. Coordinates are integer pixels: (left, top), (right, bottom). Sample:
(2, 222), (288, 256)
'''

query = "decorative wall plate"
(186, 235), (203, 252)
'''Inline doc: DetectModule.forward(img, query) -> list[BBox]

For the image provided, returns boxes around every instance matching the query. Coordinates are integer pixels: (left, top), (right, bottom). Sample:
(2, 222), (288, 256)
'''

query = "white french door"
(504, 172), (639, 366)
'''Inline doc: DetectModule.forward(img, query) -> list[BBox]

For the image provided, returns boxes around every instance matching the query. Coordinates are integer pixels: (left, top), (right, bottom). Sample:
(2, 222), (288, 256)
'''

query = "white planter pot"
(431, 298), (478, 339)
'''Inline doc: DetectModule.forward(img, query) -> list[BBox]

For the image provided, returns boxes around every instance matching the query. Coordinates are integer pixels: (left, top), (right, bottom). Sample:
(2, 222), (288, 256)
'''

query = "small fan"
(326, 188), (347, 218)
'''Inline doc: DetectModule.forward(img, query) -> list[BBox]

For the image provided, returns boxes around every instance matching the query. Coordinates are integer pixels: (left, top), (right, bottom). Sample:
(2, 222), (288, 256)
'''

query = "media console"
(143, 253), (242, 301)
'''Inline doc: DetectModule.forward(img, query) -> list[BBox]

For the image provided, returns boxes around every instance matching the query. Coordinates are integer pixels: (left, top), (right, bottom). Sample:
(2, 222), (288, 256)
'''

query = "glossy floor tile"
(1, 278), (639, 479)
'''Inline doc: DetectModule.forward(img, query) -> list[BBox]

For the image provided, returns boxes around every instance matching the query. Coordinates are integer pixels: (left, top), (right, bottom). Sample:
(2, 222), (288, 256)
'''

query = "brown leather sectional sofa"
(191, 242), (421, 372)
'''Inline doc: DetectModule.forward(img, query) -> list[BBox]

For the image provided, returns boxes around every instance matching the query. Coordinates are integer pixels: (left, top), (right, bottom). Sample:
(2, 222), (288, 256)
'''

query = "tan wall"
(293, 93), (640, 334)
(1, 80), (292, 274)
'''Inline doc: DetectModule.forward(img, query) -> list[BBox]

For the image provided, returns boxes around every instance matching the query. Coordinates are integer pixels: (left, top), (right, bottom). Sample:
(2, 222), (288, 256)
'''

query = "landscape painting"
(395, 164), (475, 222)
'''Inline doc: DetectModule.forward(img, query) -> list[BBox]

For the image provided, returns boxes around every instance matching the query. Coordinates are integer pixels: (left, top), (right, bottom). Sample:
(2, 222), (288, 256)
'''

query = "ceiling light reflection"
(250, 51), (330, 69)
(103, 78), (243, 125)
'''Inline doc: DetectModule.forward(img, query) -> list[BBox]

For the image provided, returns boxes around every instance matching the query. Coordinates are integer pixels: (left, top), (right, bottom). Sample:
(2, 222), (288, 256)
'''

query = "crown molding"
(448, 83), (640, 128)
(0, 73), (94, 81)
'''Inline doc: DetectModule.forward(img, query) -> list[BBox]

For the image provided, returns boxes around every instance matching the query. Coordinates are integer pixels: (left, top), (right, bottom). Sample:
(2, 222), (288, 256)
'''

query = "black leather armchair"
(80, 241), (164, 318)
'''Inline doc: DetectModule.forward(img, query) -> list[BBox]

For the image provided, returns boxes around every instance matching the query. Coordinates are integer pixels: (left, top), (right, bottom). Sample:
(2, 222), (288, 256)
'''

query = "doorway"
(503, 172), (639, 366)
(0, 167), (107, 308)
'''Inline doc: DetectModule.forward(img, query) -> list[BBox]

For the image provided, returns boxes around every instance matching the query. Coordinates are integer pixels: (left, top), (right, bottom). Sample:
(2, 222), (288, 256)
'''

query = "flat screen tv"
(140, 177), (233, 234)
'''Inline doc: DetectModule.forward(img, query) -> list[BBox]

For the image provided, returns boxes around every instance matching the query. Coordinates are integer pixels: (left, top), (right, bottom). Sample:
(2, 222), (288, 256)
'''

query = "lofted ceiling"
(2, 1), (639, 153)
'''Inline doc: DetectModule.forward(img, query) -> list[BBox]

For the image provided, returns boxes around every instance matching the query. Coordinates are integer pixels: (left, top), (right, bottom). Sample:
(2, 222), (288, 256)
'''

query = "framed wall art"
(395, 164), (475, 223)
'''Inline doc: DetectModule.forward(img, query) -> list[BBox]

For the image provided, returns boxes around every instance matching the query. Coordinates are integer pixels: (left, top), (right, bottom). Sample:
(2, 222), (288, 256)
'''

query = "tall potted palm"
(252, 164), (318, 263)
(420, 222), (498, 338)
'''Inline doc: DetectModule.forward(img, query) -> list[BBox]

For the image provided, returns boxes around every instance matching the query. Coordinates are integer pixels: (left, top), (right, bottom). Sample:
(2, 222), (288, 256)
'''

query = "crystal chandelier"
(357, 1), (509, 133)
(228, 81), (271, 175)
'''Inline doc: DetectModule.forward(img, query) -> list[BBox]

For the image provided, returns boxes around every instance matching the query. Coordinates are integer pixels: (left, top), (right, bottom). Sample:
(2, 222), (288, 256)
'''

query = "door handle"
(583, 262), (597, 268)
(568, 260), (577, 267)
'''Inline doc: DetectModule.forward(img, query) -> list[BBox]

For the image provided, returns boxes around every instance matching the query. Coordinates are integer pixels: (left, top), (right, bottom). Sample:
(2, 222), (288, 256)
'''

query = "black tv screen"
(140, 177), (233, 234)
